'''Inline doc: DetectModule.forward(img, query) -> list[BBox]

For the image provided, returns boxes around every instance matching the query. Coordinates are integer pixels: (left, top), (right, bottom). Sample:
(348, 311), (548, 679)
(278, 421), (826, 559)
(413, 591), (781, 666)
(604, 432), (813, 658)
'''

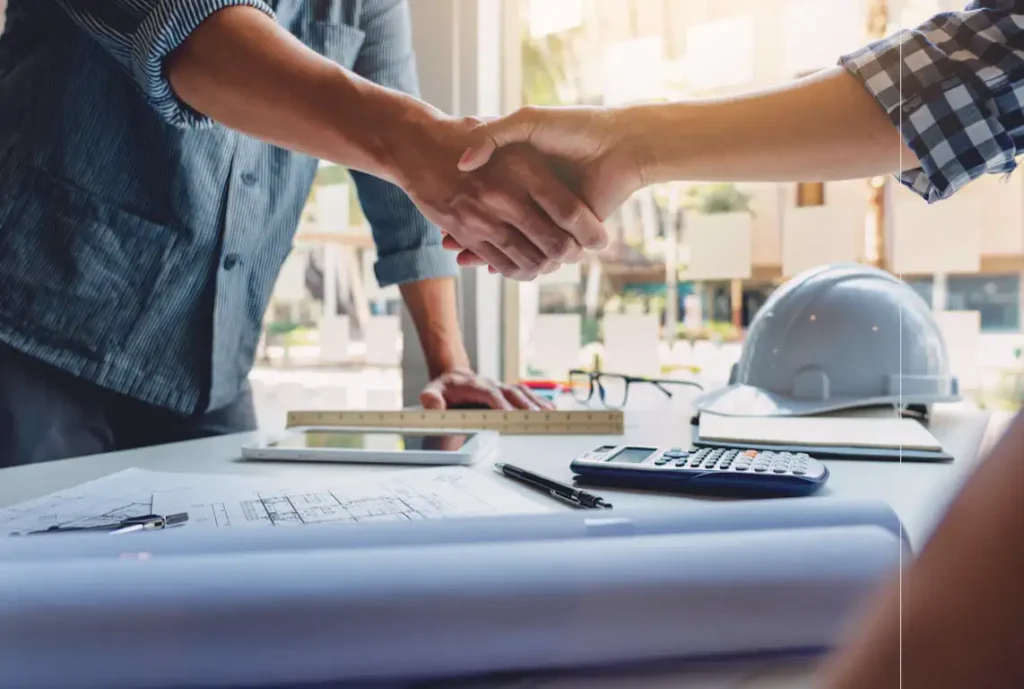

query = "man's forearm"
(167, 6), (442, 186)
(623, 66), (919, 185)
(165, 5), (604, 282)
(399, 278), (469, 379)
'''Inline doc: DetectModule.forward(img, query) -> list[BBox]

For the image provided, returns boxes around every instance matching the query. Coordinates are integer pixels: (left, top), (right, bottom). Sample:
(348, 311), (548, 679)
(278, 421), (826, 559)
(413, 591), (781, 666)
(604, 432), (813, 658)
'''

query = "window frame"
(401, 0), (508, 403)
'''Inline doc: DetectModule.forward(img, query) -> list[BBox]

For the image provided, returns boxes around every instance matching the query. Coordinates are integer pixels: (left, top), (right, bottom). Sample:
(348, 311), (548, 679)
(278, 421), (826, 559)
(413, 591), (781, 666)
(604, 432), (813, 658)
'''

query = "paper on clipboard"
(698, 414), (944, 452)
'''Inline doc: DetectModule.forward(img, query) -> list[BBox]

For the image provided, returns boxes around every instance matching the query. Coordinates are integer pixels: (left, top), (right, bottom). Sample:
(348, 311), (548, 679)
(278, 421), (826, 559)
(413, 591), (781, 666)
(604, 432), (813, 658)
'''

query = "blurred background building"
(511, 0), (1024, 411)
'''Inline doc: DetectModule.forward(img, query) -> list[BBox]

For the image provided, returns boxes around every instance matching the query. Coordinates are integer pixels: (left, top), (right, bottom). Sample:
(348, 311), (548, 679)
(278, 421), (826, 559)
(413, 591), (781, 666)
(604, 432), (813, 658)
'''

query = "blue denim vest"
(0, 0), (455, 414)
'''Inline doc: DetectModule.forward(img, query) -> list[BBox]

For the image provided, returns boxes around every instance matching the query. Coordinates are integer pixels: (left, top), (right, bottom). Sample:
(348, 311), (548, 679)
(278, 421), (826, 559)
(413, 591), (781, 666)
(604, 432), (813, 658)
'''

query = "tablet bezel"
(240, 426), (497, 466)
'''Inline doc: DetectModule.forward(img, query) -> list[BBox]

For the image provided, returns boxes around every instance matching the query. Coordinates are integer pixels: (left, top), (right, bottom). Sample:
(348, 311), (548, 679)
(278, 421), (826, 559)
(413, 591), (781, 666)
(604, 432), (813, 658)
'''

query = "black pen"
(495, 463), (612, 509)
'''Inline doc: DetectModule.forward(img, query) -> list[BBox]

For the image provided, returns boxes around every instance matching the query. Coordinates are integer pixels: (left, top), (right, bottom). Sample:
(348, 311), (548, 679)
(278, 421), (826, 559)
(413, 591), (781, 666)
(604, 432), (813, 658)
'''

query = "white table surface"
(0, 396), (993, 546)
(0, 394), (995, 687)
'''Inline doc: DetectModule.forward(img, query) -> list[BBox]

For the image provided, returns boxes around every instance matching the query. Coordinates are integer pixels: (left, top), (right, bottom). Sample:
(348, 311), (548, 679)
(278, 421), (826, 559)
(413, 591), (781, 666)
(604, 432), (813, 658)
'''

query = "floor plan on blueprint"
(0, 494), (157, 534)
(0, 467), (549, 536)
(156, 467), (547, 529)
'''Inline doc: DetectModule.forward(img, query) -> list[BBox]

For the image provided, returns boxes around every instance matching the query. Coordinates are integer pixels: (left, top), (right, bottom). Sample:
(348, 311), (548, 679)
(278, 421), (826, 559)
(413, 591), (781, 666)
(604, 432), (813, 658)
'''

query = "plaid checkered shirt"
(840, 0), (1024, 203)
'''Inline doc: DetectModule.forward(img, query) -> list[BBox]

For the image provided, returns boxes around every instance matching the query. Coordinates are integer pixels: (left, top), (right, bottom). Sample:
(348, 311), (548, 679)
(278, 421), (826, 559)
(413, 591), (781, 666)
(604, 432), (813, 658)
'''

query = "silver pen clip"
(549, 490), (586, 508)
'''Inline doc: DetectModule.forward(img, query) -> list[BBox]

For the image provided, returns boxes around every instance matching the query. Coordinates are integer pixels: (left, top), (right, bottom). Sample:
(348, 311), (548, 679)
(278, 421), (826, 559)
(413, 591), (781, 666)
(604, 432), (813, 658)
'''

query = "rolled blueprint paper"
(0, 524), (902, 689)
(0, 497), (906, 562)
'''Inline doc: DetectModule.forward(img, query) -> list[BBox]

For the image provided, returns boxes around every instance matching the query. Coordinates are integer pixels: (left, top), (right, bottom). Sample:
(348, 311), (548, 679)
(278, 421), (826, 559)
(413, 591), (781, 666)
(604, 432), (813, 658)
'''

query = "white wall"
(742, 183), (783, 267)
(782, 204), (861, 277)
(972, 175), (1024, 256)
(748, 179), (869, 271)
(890, 184), (983, 274)
(680, 213), (753, 280)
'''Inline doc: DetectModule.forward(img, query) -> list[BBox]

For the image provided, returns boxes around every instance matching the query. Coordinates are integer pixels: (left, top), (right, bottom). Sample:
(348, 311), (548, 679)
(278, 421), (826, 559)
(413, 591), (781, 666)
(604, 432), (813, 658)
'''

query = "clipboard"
(689, 414), (954, 463)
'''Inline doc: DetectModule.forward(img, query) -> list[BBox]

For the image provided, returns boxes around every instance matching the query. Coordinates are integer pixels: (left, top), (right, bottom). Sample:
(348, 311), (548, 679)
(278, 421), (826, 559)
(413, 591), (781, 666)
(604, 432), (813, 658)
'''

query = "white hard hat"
(693, 263), (961, 417)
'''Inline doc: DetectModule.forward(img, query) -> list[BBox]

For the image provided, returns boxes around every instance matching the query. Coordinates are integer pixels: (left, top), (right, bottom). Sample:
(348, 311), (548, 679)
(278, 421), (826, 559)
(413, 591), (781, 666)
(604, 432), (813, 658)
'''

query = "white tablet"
(241, 427), (498, 466)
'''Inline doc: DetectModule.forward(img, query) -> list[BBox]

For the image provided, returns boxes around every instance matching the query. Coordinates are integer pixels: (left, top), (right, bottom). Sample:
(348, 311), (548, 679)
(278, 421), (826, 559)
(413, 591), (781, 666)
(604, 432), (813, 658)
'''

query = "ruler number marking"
(286, 409), (623, 435)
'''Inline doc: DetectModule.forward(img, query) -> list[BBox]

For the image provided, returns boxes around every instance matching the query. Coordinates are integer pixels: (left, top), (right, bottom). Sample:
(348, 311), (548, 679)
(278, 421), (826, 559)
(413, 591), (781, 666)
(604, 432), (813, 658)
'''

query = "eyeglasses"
(569, 370), (704, 409)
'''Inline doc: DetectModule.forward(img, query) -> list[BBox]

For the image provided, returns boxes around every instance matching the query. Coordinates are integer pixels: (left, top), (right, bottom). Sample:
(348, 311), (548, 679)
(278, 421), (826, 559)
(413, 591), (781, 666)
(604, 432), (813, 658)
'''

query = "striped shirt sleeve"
(839, 1), (1024, 202)
(53, 0), (275, 128)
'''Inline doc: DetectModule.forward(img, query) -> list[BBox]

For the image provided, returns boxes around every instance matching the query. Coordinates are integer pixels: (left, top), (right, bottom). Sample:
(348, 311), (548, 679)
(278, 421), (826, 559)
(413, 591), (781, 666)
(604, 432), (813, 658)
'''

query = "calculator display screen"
(610, 447), (655, 464)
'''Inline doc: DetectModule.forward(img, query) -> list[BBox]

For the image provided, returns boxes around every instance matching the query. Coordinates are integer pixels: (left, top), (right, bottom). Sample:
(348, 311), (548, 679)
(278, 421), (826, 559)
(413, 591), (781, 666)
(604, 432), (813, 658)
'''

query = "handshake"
(394, 105), (651, 281)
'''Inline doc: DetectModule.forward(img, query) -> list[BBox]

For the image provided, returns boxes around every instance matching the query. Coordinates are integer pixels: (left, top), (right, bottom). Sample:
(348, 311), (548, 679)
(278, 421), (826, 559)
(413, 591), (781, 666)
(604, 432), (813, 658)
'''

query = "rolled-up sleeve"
(53, 0), (275, 128)
(347, 0), (459, 286)
(839, 1), (1024, 202)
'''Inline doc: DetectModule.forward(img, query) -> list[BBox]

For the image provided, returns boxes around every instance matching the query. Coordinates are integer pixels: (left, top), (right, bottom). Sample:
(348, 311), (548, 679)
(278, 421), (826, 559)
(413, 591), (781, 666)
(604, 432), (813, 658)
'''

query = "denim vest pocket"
(0, 167), (178, 357)
(301, 18), (366, 69)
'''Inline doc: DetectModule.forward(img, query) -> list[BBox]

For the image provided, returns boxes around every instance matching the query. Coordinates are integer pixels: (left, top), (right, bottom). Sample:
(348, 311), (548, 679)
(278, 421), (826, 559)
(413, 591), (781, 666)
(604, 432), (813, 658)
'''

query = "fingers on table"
(506, 383), (555, 410)
(500, 384), (537, 410)
(418, 387), (448, 410)
(471, 383), (516, 411)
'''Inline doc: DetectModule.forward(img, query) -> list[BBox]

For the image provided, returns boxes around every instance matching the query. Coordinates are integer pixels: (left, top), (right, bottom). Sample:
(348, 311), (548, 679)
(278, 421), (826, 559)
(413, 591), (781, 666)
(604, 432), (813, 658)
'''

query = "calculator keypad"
(663, 448), (819, 478)
(577, 445), (828, 497)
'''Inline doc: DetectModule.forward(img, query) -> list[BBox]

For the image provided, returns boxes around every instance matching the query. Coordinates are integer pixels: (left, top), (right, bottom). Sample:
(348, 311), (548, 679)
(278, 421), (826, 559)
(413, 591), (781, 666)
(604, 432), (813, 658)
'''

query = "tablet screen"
(269, 431), (470, 452)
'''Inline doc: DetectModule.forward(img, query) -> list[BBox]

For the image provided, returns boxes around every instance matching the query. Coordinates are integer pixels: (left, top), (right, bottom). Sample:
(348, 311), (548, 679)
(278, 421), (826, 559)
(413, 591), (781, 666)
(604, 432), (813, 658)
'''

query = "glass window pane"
(904, 277), (934, 309)
(947, 275), (1020, 332)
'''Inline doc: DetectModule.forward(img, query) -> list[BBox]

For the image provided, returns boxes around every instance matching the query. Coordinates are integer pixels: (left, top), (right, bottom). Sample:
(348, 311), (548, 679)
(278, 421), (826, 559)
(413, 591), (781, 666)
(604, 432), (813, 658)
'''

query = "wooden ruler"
(285, 410), (625, 435)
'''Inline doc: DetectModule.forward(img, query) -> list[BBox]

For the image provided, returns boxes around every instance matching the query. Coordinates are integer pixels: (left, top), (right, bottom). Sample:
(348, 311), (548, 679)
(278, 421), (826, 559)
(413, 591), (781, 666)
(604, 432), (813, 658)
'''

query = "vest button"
(223, 254), (241, 271)
(241, 172), (258, 186)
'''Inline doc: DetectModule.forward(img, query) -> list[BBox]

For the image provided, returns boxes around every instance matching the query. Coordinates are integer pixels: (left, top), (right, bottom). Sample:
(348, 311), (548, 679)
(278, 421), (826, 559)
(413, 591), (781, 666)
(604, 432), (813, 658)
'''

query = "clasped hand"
(399, 115), (611, 280)
(429, 107), (647, 271)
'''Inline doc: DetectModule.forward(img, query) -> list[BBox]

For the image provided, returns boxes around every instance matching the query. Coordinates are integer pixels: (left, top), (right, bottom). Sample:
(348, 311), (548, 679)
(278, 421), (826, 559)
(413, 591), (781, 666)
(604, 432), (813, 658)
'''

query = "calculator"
(569, 445), (830, 498)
